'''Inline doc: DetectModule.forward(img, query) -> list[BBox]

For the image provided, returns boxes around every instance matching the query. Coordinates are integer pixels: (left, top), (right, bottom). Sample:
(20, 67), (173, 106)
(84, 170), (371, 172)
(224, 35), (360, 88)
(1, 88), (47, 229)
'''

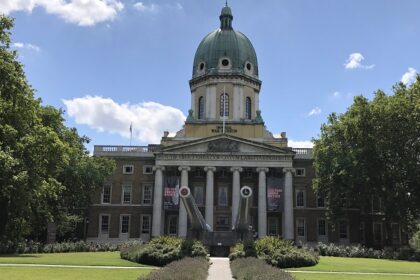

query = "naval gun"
(232, 186), (253, 240)
(179, 186), (212, 238)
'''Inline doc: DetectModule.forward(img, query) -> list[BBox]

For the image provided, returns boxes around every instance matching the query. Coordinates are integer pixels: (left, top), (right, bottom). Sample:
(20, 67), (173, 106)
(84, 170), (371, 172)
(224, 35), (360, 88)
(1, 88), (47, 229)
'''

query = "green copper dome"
(192, 5), (259, 79)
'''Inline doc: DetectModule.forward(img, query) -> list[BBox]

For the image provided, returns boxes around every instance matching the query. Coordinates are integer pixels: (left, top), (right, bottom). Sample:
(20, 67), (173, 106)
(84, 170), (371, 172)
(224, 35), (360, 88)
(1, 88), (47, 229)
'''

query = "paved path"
(0, 264), (157, 269)
(287, 270), (420, 277)
(207, 257), (234, 280)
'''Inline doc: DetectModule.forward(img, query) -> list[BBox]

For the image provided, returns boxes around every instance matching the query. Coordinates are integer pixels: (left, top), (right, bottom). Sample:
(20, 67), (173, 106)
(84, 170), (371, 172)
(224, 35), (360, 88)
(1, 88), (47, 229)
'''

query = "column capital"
(153, 165), (165, 172)
(204, 166), (216, 172)
(256, 167), (269, 173)
(283, 168), (295, 174)
(230, 167), (243, 173)
(178, 166), (191, 172)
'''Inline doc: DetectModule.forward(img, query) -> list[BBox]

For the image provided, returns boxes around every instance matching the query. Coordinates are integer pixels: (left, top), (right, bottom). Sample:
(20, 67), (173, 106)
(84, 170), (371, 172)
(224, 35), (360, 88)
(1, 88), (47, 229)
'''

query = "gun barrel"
(234, 186), (253, 231)
(179, 186), (212, 231)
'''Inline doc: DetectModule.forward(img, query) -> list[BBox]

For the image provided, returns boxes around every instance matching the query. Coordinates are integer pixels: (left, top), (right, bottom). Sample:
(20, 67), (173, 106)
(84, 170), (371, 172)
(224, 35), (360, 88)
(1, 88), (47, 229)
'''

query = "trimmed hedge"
(230, 237), (318, 269)
(231, 257), (294, 280)
(0, 240), (119, 254)
(120, 237), (208, 267)
(138, 257), (209, 280)
(316, 243), (420, 261)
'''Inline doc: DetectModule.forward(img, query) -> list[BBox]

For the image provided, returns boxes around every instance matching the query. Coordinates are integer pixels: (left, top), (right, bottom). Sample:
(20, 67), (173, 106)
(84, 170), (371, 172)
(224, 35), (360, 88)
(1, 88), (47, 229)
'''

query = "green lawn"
(289, 256), (420, 280)
(0, 252), (154, 280)
(0, 252), (150, 267)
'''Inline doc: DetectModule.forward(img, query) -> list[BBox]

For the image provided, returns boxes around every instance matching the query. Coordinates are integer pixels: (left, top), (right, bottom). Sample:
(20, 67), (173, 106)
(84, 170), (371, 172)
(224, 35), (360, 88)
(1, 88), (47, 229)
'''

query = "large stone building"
(87, 5), (405, 249)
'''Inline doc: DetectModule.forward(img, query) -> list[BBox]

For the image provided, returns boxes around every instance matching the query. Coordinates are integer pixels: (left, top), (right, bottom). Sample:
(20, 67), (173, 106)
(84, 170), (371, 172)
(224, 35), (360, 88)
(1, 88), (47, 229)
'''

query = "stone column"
(178, 166), (190, 237)
(230, 167), (243, 227)
(152, 166), (165, 237)
(257, 167), (269, 238)
(283, 168), (295, 240)
(204, 166), (216, 230)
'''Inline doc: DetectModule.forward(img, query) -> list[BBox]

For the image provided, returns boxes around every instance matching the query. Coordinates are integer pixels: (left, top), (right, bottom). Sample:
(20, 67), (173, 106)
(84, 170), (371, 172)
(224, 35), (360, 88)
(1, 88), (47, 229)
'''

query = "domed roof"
(192, 5), (259, 79)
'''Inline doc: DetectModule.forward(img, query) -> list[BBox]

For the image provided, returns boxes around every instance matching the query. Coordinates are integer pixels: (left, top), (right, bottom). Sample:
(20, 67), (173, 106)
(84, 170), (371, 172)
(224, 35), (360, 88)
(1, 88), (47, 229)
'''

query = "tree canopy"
(313, 77), (420, 245)
(0, 16), (115, 242)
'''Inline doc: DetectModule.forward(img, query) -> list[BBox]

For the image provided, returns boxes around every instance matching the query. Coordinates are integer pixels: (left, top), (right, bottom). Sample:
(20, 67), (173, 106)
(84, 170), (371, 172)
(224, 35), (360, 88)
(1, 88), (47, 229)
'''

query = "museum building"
(87, 5), (405, 248)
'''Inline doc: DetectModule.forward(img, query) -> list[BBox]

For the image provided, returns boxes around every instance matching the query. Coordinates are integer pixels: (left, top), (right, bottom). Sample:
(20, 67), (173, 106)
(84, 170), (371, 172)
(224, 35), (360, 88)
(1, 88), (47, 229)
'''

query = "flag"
(129, 122), (132, 133)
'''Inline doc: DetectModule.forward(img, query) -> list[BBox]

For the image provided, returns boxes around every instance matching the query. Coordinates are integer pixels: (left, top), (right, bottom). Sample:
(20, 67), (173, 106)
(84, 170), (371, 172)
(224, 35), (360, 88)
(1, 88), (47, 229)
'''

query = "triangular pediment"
(158, 134), (293, 155)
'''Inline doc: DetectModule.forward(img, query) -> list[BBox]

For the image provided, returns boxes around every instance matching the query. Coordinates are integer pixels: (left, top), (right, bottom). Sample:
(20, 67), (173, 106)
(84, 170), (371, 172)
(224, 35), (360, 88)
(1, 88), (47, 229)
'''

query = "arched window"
(245, 97), (252, 120)
(198, 96), (204, 119)
(220, 93), (229, 117)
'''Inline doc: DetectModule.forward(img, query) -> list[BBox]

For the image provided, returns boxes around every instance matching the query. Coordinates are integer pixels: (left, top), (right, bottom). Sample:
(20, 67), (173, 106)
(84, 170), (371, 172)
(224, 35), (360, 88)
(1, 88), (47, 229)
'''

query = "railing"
(94, 145), (160, 156)
(292, 148), (313, 159)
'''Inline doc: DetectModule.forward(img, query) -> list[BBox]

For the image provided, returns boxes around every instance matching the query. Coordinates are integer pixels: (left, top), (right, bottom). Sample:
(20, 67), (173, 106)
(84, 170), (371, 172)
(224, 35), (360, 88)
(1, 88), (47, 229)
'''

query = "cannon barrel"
(179, 186), (212, 231)
(233, 186), (253, 232)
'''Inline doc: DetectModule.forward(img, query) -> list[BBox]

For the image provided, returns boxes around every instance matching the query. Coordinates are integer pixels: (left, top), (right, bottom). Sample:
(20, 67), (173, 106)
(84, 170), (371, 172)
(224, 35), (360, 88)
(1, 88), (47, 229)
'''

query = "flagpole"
(129, 122), (133, 146)
(223, 86), (226, 134)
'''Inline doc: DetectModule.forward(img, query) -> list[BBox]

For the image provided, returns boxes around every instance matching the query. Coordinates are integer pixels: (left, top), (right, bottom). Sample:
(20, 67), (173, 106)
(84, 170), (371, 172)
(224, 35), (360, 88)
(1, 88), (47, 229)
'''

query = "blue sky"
(2, 0), (420, 150)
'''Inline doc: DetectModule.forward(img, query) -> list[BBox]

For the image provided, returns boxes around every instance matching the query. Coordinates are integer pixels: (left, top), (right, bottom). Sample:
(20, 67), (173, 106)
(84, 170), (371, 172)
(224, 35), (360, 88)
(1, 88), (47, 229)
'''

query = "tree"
(0, 16), (115, 242)
(313, 78), (420, 246)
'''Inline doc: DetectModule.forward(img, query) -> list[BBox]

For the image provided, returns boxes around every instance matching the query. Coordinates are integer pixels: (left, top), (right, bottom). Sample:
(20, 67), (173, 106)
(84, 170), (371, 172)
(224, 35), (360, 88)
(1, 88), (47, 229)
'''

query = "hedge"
(230, 257), (294, 280)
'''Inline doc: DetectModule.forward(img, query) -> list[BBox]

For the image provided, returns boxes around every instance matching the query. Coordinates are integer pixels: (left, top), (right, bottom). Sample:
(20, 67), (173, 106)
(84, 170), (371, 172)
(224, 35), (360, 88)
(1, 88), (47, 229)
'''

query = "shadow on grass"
(0, 255), (40, 258)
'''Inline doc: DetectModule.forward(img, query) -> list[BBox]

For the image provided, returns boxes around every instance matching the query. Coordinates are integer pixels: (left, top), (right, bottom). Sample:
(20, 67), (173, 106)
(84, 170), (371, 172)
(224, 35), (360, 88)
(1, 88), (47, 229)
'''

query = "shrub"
(230, 257), (294, 280)
(316, 242), (420, 261)
(138, 257), (209, 280)
(120, 240), (145, 262)
(229, 240), (257, 261)
(122, 237), (208, 267)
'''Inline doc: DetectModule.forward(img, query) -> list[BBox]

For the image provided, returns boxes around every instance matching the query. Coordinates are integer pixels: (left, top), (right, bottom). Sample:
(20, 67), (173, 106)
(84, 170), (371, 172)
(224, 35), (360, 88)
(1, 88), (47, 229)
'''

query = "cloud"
(344, 53), (375, 70)
(133, 2), (183, 13)
(12, 42), (40, 52)
(308, 107), (321, 117)
(401, 67), (417, 85)
(63, 95), (186, 144)
(332, 91), (341, 98)
(288, 140), (314, 148)
(0, 0), (124, 26)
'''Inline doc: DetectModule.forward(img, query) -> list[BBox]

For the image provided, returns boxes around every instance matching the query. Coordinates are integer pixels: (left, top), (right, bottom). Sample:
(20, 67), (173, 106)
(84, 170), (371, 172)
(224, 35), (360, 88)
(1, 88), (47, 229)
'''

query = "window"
(339, 221), (348, 239)
(316, 194), (325, 208)
(268, 217), (279, 236)
(373, 223), (382, 244)
(193, 186), (204, 206)
(218, 186), (228, 207)
(295, 168), (305, 177)
(318, 219), (327, 237)
(245, 97), (251, 120)
(123, 164), (134, 174)
(360, 222), (365, 244)
(168, 216), (178, 235)
(372, 197), (383, 213)
(100, 214), (110, 234)
(297, 218), (305, 237)
(244, 168), (253, 178)
(198, 96), (205, 119)
(102, 184), (111, 204)
(216, 216), (230, 231)
(142, 185), (152, 205)
(391, 223), (400, 244)
(120, 215), (130, 234)
(220, 93), (229, 117)
(143, 165), (153, 174)
(218, 168), (227, 177)
(195, 168), (204, 177)
(141, 215), (151, 234)
(296, 189), (305, 207)
(122, 185), (132, 204)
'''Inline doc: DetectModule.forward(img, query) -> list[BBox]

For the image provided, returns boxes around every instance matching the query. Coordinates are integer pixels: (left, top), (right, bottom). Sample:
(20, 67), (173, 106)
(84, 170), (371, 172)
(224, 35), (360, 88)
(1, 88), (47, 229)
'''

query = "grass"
(290, 256), (420, 280)
(0, 252), (154, 280)
(0, 252), (151, 267)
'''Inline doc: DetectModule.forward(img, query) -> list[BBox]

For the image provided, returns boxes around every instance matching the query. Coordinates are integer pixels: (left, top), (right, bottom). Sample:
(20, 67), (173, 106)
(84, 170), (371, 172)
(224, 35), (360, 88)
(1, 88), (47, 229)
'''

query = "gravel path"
(207, 257), (234, 280)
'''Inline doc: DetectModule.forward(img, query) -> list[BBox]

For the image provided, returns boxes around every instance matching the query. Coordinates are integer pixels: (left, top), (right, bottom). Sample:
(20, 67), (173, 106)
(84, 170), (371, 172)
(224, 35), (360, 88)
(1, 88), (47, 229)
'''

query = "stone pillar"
(230, 167), (243, 227)
(283, 168), (295, 240)
(152, 166), (165, 237)
(204, 166), (216, 230)
(257, 167), (269, 238)
(178, 166), (190, 237)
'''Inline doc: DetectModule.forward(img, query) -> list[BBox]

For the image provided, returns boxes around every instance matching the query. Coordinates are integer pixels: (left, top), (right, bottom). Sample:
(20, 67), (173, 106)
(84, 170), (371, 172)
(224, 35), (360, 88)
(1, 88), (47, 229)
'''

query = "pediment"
(158, 134), (293, 155)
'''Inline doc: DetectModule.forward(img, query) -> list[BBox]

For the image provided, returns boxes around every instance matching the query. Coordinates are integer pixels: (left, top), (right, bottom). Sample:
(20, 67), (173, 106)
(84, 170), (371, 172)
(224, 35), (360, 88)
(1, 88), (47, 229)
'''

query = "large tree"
(313, 78), (420, 245)
(0, 16), (115, 242)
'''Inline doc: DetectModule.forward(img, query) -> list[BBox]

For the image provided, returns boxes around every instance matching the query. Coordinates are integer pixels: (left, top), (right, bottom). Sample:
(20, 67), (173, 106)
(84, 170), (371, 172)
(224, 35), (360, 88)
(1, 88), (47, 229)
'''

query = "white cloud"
(332, 91), (341, 98)
(12, 42), (40, 52)
(63, 96), (186, 144)
(0, 0), (124, 26)
(344, 53), (375, 70)
(401, 67), (417, 85)
(308, 107), (321, 117)
(133, 2), (158, 13)
(288, 140), (314, 148)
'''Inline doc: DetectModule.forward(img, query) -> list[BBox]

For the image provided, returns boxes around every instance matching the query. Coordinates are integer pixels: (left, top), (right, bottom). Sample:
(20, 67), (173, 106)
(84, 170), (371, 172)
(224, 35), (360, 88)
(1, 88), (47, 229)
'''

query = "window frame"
(245, 97), (252, 120)
(391, 223), (401, 244)
(142, 184), (153, 205)
(123, 164), (134, 174)
(220, 93), (229, 117)
(316, 194), (325, 208)
(317, 219), (327, 237)
(121, 184), (132, 204)
(101, 184), (112, 204)
(217, 186), (229, 207)
(141, 214), (151, 234)
(295, 168), (306, 177)
(296, 218), (306, 237)
(295, 189), (306, 208)
(267, 217), (279, 236)
(120, 214), (130, 235)
(339, 220), (349, 239)
(193, 185), (204, 206)
(143, 165), (153, 175)
(99, 214), (110, 235)
(373, 222), (383, 244)
(167, 215), (178, 236)
(198, 96), (205, 119)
